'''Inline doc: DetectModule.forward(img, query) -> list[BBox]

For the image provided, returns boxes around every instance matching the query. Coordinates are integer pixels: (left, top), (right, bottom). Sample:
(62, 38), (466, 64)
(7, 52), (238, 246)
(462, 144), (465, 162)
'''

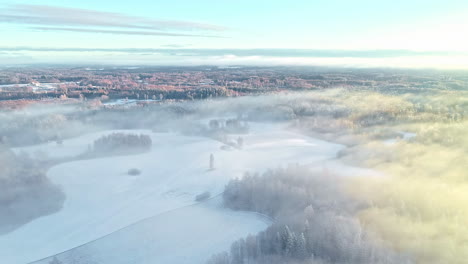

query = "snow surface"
(1, 122), (369, 264)
(32, 197), (271, 264)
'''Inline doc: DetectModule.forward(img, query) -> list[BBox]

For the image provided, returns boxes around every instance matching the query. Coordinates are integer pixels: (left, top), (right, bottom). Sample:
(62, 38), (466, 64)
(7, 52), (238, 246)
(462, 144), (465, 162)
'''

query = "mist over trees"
(0, 92), (353, 149)
(0, 145), (64, 234)
(2, 86), (467, 263)
(0, 91), (416, 238)
(208, 166), (411, 264)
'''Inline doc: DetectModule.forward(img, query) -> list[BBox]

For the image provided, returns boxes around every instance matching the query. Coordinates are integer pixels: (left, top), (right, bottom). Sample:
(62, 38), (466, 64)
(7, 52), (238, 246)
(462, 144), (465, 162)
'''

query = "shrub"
(195, 191), (211, 202)
(127, 168), (141, 176)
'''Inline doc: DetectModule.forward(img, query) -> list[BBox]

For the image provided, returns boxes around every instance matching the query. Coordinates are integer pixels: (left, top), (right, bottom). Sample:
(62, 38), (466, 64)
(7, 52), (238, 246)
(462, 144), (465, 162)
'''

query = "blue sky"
(1, 0), (468, 67)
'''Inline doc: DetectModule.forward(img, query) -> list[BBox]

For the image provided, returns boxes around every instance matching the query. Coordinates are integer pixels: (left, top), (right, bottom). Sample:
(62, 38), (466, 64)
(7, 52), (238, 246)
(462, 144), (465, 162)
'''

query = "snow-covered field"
(1, 121), (367, 264)
(0, 82), (75, 92)
(32, 198), (271, 264)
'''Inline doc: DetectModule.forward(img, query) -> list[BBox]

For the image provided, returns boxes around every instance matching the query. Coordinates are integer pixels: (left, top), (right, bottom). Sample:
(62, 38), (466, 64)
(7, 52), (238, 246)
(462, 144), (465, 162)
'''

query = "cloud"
(0, 4), (226, 37)
(0, 47), (466, 69)
(0, 47), (464, 58)
(161, 44), (192, 48)
(30, 27), (222, 38)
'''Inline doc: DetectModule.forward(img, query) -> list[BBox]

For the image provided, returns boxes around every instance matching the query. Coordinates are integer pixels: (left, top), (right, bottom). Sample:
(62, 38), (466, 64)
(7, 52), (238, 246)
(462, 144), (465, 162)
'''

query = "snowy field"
(0, 82), (75, 92)
(32, 198), (271, 264)
(1, 121), (369, 264)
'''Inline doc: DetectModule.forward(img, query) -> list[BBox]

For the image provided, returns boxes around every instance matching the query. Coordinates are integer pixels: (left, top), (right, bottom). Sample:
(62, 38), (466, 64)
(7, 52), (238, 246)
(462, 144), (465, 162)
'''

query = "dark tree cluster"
(208, 166), (411, 264)
(92, 133), (152, 155)
(127, 168), (142, 176)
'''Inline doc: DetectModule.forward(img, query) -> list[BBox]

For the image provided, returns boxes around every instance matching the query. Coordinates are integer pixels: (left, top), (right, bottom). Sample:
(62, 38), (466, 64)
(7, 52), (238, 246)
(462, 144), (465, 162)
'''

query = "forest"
(207, 166), (410, 264)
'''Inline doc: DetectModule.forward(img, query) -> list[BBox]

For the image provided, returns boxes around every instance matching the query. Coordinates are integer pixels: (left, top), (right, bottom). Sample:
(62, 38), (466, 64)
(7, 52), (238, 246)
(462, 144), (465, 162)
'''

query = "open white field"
(32, 197), (271, 264)
(1, 121), (366, 264)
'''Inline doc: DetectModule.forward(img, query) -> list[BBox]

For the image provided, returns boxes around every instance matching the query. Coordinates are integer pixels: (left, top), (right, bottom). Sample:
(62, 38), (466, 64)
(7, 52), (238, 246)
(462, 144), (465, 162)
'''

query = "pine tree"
(303, 219), (313, 254)
(246, 234), (258, 259)
(282, 225), (295, 256)
(274, 231), (283, 255)
(230, 241), (242, 264)
(296, 233), (308, 259)
(287, 232), (297, 257)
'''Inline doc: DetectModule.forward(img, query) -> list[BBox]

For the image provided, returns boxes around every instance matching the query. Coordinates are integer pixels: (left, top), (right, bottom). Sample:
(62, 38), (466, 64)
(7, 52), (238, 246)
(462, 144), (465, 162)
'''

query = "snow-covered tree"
(296, 233), (308, 259)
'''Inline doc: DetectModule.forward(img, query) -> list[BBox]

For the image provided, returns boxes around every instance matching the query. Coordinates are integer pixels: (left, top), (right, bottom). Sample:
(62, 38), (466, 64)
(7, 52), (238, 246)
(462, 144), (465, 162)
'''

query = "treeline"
(91, 133), (152, 155)
(207, 166), (411, 264)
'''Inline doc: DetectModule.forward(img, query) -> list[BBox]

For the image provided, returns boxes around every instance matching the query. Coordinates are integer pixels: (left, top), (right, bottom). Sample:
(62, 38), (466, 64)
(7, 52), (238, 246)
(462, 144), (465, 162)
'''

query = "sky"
(1, 0), (468, 68)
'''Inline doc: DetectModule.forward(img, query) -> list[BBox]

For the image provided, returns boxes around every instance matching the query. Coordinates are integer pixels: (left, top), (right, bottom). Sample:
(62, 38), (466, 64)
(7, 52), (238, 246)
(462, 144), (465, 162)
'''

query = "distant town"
(0, 66), (466, 109)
